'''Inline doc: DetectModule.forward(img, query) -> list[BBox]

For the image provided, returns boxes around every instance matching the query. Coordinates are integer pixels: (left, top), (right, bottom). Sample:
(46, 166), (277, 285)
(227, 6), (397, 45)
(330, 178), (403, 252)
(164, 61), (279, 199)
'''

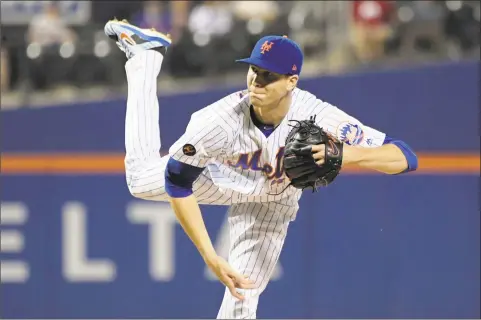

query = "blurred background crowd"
(1, 0), (479, 107)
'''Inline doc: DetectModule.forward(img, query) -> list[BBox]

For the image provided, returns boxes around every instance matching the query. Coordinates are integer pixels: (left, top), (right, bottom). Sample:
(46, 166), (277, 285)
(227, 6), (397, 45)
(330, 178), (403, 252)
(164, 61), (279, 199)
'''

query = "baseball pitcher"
(104, 19), (418, 319)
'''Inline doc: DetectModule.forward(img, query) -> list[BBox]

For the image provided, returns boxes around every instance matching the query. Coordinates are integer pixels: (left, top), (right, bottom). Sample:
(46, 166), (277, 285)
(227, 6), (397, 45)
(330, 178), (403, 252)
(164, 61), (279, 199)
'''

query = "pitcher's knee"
(217, 288), (259, 319)
(218, 303), (257, 319)
(125, 173), (169, 201)
(126, 177), (143, 199)
(127, 183), (145, 199)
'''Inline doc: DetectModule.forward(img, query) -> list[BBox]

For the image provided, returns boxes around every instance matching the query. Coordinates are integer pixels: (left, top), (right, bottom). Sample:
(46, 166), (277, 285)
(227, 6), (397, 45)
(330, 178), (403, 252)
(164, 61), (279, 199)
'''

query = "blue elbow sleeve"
(383, 136), (418, 173)
(165, 158), (205, 198)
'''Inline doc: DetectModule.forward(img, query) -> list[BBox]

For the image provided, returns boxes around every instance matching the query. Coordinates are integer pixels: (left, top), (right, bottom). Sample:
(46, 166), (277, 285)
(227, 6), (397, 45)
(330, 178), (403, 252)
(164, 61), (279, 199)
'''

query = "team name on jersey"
(227, 147), (286, 185)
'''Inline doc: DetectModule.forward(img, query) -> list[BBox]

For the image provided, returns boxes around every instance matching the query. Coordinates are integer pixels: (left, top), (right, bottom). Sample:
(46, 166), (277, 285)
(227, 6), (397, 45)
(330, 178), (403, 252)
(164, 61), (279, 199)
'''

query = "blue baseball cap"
(236, 35), (304, 76)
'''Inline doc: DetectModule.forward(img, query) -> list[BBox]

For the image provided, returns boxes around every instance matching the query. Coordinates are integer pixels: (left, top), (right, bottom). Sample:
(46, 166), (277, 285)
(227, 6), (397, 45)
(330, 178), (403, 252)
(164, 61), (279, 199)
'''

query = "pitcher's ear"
(287, 74), (299, 90)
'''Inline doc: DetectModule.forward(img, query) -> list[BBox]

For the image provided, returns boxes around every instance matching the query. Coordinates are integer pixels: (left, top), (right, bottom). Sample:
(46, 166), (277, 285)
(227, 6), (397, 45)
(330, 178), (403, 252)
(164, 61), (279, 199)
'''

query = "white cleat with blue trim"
(104, 19), (172, 59)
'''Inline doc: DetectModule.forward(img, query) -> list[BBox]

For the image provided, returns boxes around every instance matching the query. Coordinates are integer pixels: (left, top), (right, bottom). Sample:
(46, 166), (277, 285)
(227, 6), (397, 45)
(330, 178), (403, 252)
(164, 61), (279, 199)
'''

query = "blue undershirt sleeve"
(383, 136), (418, 173)
(165, 157), (205, 198)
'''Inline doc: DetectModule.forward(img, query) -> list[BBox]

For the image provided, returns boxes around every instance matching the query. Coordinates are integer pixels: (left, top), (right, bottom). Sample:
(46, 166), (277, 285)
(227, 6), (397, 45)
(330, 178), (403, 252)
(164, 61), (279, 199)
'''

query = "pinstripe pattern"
(122, 50), (387, 318)
(217, 201), (292, 319)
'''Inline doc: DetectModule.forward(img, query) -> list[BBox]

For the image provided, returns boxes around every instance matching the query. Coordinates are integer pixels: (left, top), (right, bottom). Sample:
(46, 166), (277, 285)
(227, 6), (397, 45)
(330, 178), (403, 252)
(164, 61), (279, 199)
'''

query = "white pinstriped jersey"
(168, 88), (386, 209)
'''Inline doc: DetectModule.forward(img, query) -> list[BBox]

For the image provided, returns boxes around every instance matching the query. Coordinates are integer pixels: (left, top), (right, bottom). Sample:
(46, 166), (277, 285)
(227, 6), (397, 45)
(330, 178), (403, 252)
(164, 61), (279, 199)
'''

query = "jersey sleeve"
(168, 111), (229, 168)
(314, 102), (386, 148)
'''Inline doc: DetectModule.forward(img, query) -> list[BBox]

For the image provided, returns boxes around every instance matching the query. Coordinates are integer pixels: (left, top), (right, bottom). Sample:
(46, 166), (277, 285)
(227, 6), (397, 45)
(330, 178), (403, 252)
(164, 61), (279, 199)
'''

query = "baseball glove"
(283, 116), (343, 192)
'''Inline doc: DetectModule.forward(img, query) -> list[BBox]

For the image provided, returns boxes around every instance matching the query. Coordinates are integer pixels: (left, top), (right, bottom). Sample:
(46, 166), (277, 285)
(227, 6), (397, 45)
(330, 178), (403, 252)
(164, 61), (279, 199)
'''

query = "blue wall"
(1, 61), (479, 319)
(2, 60), (479, 152)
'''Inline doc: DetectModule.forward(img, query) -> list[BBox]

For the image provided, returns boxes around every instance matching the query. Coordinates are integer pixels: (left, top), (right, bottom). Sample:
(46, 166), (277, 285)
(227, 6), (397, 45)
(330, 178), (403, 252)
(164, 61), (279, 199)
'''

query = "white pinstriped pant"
(125, 51), (293, 319)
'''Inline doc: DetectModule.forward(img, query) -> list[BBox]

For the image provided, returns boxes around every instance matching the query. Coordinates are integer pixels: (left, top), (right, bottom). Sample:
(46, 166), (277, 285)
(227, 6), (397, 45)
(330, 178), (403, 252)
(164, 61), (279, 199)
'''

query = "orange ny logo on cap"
(260, 41), (274, 54)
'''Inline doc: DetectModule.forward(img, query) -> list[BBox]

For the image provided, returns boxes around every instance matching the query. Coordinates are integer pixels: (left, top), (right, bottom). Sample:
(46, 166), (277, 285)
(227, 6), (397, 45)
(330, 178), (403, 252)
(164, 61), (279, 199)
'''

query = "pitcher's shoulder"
(187, 90), (248, 139)
(206, 89), (250, 116)
(290, 88), (321, 108)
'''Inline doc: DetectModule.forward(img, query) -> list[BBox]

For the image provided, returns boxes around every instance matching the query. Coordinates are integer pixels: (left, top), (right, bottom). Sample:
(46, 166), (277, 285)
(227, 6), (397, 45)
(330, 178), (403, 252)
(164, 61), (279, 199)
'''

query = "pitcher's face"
(247, 65), (298, 107)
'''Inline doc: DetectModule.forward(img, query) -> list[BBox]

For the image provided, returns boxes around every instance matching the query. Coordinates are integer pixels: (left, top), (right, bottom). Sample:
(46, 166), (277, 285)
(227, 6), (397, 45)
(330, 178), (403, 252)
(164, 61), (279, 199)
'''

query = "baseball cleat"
(104, 18), (172, 58)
